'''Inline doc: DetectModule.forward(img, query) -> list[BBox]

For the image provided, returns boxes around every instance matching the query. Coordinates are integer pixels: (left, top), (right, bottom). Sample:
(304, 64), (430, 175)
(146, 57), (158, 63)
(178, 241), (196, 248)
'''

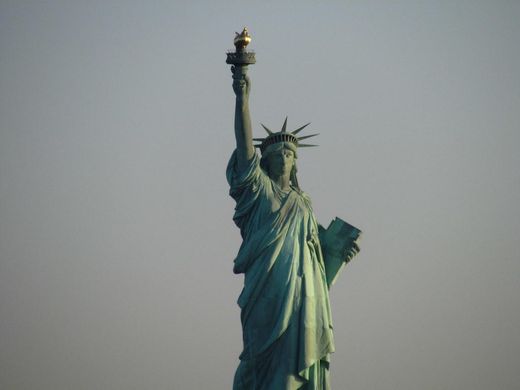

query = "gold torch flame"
(234, 27), (252, 51)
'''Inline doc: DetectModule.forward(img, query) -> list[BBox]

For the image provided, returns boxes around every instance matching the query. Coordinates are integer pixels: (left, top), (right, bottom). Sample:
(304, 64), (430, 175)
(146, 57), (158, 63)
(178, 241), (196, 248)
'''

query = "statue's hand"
(346, 242), (360, 261)
(231, 65), (250, 101)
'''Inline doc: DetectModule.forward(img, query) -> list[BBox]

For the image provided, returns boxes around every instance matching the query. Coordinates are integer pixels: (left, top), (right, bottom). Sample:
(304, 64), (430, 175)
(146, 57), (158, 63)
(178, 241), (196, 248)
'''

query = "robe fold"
(227, 151), (335, 390)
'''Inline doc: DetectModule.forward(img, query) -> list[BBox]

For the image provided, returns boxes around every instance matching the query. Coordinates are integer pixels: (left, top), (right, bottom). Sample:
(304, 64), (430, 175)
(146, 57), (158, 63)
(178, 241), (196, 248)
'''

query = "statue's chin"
(272, 168), (286, 176)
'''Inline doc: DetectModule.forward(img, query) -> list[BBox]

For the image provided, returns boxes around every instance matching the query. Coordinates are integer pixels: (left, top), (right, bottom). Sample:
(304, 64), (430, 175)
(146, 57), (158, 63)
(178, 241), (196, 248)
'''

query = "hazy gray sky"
(1, 1), (519, 389)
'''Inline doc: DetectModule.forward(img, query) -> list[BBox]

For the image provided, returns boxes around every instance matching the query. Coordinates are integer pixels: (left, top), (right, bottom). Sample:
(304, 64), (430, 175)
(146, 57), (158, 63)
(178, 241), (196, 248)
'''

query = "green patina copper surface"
(226, 29), (361, 390)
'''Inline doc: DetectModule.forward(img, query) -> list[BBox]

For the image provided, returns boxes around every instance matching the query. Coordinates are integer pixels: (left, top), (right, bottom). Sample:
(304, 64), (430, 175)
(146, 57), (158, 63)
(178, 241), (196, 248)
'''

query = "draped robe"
(227, 151), (335, 390)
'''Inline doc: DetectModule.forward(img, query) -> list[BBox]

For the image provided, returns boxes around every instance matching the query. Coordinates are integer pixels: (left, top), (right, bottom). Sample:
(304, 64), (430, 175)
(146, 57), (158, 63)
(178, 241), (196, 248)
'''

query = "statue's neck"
(270, 173), (291, 192)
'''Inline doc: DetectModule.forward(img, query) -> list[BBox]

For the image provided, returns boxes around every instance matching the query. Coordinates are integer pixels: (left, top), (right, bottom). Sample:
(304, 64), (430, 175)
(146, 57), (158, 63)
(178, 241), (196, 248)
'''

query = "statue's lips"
(270, 163), (290, 173)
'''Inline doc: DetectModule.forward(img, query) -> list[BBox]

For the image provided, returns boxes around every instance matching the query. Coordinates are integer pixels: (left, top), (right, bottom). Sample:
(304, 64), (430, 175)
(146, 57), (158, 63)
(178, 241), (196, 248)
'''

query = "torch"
(226, 27), (255, 79)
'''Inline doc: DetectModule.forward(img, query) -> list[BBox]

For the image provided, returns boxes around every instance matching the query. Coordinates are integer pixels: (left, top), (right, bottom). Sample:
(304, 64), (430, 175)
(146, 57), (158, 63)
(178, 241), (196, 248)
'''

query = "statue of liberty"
(226, 29), (361, 390)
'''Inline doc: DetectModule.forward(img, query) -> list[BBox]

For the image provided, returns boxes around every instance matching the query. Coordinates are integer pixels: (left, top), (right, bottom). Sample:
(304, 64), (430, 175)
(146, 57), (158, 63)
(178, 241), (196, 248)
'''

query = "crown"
(253, 117), (318, 154)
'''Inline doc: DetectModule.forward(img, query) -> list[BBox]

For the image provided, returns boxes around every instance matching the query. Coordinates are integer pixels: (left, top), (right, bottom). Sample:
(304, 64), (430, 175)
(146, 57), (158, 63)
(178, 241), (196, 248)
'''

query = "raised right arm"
(231, 66), (255, 172)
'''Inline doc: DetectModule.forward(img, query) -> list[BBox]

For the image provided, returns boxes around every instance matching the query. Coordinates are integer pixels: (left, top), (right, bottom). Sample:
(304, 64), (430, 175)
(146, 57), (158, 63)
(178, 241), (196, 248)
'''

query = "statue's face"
(266, 148), (295, 177)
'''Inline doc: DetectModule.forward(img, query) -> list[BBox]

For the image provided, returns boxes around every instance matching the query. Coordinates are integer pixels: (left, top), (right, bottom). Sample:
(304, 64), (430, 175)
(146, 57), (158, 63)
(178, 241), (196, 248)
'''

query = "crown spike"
(255, 118), (319, 153)
(261, 124), (273, 135)
(281, 117), (288, 133)
(291, 122), (311, 135)
(297, 133), (319, 141)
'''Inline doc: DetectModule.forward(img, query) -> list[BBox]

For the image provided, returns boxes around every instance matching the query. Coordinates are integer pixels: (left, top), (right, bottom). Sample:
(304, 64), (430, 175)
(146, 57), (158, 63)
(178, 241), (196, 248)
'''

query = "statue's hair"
(290, 163), (300, 191)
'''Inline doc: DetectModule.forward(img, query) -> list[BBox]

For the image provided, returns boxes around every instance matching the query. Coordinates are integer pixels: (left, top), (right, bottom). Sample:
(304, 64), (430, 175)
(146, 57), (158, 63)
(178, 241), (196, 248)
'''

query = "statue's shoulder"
(295, 188), (313, 204)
